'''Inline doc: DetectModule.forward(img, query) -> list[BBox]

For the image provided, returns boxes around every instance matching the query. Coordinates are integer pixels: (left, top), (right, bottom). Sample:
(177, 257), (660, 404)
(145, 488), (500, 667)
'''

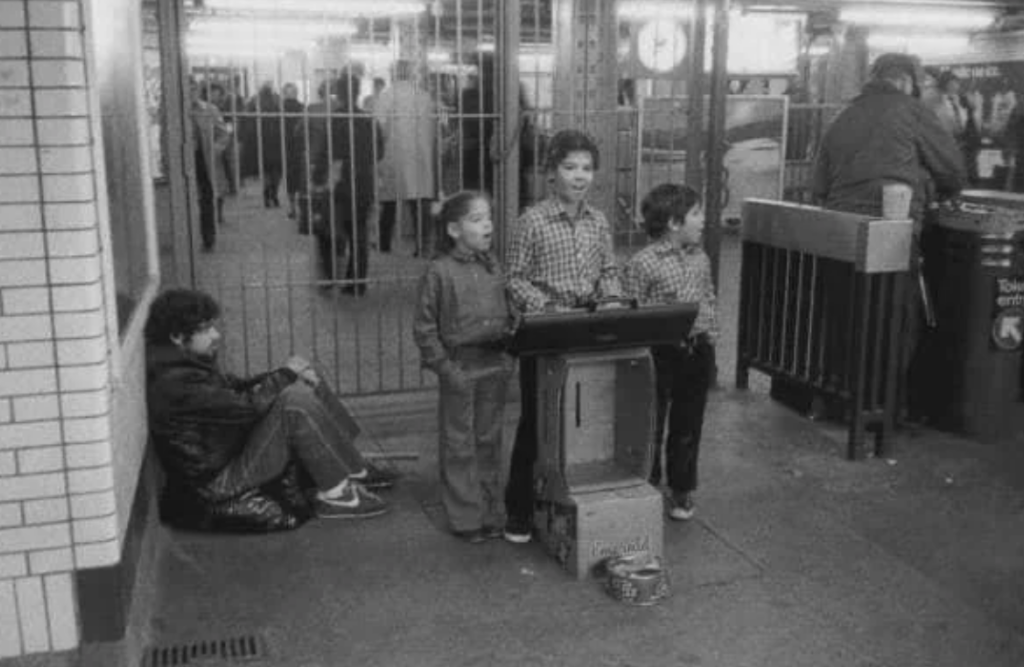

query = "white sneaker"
(668, 493), (695, 521)
(315, 484), (388, 519)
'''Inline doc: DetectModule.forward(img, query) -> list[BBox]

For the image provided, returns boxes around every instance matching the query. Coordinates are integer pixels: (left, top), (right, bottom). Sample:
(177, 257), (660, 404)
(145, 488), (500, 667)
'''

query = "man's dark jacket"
(146, 344), (296, 498)
(313, 107), (384, 221)
(812, 80), (966, 221)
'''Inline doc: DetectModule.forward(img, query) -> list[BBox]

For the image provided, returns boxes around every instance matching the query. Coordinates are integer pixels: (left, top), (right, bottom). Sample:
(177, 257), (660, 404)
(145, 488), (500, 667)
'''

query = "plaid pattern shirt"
(623, 238), (718, 343)
(506, 197), (621, 313)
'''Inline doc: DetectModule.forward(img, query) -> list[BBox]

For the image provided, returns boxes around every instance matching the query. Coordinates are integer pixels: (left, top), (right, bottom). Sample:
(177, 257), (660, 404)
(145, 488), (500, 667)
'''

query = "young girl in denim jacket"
(413, 191), (516, 543)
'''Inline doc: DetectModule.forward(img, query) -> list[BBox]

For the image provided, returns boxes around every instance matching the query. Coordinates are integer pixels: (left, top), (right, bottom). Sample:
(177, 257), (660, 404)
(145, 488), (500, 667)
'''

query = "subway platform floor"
(132, 188), (1024, 667)
(141, 383), (1024, 667)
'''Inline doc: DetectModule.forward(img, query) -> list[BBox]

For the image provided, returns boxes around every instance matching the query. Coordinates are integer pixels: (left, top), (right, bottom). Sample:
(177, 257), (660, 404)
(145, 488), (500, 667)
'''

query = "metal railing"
(782, 103), (843, 205)
(735, 200), (913, 459)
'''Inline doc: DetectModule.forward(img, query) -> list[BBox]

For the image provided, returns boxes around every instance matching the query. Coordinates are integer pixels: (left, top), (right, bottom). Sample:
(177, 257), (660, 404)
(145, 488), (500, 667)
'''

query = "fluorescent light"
(867, 32), (970, 56)
(746, 4), (802, 11)
(841, 6), (995, 30)
(426, 49), (451, 65)
(203, 0), (427, 16)
(618, 1), (693, 21)
(430, 63), (477, 76)
(347, 44), (396, 66)
(190, 18), (357, 41)
(187, 38), (292, 58)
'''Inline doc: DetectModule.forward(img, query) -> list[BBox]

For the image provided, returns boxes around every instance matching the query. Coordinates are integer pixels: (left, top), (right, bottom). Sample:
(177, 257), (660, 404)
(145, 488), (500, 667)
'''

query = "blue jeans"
(209, 377), (366, 498)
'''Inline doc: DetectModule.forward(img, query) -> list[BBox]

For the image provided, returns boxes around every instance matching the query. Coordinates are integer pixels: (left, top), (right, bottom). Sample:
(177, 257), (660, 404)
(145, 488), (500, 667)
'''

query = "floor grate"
(141, 634), (268, 667)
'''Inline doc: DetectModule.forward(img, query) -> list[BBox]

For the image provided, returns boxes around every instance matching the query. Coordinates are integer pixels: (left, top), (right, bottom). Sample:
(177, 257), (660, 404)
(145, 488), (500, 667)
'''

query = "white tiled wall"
(0, 0), (117, 658)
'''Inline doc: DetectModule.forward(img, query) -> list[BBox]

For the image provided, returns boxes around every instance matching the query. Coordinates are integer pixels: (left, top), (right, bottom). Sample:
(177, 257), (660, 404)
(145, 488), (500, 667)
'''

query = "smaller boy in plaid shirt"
(623, 183), (717, 520)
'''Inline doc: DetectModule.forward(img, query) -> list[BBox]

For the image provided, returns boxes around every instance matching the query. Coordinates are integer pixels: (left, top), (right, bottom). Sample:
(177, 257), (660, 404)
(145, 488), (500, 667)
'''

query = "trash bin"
(919, 190), (1024, 442)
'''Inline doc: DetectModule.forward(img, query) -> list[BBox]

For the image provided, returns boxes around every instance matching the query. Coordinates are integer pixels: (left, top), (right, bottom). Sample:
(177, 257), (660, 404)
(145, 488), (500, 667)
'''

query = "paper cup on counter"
(882, 183), (913, 220)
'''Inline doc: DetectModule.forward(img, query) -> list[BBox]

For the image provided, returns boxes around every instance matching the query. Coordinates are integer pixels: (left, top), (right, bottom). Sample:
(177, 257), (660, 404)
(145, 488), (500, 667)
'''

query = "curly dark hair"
(144, 289), (221, 345)
(641, 183), (702, 239)
(436, 190), (491, 252)
(543, 129), (600, 172)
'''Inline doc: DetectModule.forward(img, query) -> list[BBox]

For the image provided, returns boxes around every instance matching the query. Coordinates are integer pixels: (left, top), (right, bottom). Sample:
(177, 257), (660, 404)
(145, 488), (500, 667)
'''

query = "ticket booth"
(512, 301), (698, 578)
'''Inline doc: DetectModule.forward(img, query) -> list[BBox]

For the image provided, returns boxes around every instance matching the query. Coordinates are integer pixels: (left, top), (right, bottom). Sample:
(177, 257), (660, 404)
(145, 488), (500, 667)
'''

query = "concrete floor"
(146, 386), (1024, 667)
(141, 185), (1024, 667)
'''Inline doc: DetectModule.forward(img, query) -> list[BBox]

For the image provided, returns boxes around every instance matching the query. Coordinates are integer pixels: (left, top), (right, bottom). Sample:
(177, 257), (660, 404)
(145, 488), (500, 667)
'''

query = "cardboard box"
(535, 483), (664, 580)
(535, 347), (655, 488)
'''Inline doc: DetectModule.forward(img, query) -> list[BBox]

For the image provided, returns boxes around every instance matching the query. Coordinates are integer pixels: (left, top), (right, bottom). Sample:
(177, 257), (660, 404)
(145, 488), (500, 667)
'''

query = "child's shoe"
(481, 525), (505, 540)
(668, 492), (695, 521)
(503, 516), (532, 544)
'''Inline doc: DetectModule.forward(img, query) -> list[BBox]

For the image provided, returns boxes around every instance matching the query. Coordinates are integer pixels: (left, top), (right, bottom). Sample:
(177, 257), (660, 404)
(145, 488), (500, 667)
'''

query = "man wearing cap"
(812, 52), (966, 222)
(811, 52), (967, 424)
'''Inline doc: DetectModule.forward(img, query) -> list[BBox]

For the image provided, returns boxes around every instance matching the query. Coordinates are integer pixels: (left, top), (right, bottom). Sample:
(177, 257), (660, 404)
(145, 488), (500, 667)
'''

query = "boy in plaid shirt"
(623, 183), (717, 521)
(502, 129), (621, 543)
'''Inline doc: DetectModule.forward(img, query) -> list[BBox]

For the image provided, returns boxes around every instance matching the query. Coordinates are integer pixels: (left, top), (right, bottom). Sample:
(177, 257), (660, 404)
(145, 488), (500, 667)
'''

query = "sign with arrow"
(992, 307), (1024, 351)
(992, 277), (1024, 352)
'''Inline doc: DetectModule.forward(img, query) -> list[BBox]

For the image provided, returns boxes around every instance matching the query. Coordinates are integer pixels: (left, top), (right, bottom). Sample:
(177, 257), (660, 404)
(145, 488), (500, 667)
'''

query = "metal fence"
(781, 102), (843, 204)
(176, 4), (828, 397)
(183, 3), (518, 394)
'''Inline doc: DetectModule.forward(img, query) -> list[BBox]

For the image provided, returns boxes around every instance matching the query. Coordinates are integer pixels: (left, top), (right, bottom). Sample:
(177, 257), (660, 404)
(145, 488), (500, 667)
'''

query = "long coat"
(240, 92), (283, 179)
(373, 80), (438, 201)
(313, 105), (384, 222)
(192, 100), (230, 198)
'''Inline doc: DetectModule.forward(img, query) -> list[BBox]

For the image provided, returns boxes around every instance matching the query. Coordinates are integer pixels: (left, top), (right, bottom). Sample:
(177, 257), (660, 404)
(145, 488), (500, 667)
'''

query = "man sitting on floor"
(145, 288), (395, 532)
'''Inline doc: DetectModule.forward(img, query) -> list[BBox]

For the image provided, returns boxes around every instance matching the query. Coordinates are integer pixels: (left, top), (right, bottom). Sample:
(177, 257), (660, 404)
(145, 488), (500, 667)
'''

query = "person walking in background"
(374, 60), (438, 256)
(413, 192), (516, 543)
(990, 78), (1017, 139)
(460, 52), (540, 211)
(623, 183), (717, 521)
(362, 76), (386, 113)
(502, 129), (621, 544)
(242, 83), (284, 209)
(460, 53), (497, 196)
(932, 72), (981, 185)
(190, 78), (230, 250)
(205, 82), (239, 200)
(292, 80), (335, 231)
(1007, 101), (1024, 192)
(282, 82), (305, 220)
(214, 79), (247, 196)
(312, 72), (384, 295)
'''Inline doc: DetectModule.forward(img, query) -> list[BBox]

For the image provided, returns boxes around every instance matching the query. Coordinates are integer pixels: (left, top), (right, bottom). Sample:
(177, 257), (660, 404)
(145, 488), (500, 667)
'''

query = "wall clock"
(636, 20), (687, 73)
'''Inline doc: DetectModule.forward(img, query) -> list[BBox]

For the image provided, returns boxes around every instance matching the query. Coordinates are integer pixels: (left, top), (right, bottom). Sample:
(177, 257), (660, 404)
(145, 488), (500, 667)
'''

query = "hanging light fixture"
(866, 32), (971, 57)
(841, 5), (996, 30)
(186, 15), (358, 57)
(618, 1), (694, 21)
(190, 17), (358, 40)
